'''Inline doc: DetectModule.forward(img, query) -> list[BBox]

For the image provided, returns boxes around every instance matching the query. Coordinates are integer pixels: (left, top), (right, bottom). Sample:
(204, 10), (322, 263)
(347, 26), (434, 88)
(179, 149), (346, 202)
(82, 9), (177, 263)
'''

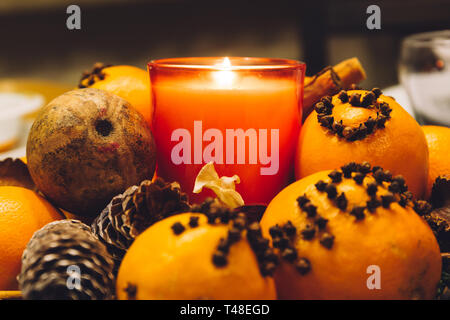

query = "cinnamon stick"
(303, 57), (366, 117)
(333, 57), (366, 89)
(303, 67), (341, 115)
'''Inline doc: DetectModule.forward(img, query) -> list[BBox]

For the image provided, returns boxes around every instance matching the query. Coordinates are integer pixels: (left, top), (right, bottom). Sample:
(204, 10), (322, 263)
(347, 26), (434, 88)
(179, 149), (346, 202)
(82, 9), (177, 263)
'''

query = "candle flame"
(219, 57), (232, 69)
(212, 57), (235, 88)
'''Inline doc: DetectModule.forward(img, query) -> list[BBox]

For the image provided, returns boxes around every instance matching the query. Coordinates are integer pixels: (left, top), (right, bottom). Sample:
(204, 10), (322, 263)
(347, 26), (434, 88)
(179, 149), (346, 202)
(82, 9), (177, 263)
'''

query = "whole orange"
(260, 164), (441, 299)
(422, 125), (450, 199)
(79, 64), (152, 125)
(0, 186), (62, 290)
(116, 213), (276, 300)
(296, 89), (429, 198)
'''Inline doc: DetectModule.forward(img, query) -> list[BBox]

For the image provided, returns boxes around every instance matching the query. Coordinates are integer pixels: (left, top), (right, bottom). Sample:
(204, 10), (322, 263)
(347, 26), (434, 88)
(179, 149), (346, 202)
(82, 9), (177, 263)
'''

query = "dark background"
(1, 0), (449, 88)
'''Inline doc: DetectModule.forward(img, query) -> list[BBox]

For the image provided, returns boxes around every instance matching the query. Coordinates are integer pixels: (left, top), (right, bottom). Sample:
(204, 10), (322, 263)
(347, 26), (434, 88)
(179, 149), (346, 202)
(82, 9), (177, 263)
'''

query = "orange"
(422, 125), (450, 199)
(80, 64), (152, 125)
(0, 186), (62, 290)
(296, 89), (429, 199)
(117, 213), (276, 300)
(260, 164), (441, 299)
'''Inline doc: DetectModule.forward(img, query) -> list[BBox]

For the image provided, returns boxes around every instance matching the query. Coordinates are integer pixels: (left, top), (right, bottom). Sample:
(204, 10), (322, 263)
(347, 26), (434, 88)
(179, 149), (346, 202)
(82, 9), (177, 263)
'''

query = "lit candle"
(148, 57), (305, 203)
(211, 57), (235, 88)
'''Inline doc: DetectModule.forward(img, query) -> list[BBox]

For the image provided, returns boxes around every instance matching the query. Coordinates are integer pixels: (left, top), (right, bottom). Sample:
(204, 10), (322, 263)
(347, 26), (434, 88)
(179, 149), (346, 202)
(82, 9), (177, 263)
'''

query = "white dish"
(0, 93), (43, 155)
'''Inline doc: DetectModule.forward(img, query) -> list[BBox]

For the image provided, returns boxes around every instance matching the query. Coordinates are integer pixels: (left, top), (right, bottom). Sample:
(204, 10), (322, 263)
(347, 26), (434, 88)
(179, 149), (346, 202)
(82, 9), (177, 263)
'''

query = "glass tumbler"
(399, 30), (450, 126)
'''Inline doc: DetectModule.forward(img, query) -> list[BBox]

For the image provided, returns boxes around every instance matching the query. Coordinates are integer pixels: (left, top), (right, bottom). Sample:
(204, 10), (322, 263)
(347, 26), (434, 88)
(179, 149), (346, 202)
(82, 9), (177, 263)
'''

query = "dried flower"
(212, 251), (228, 267)
(319, 115), (334, 128)
(297, 195), (310, 209)
(353, 172), (365, 185)
(325, 184), (338, 199)
(272, 236), (289, 249)
(315, 180), (327, 191)
(379, 102), (392, 116)
(359, 161), (372, 174)
(304, 203), (318, 218)
(315, 215), (329, 230)
(301, 224), (316, 240)
(336, 192), (348, 211)
(366, 197), (381, 213)
(282, 221), (297, 237)
(350, 206), (366, 220)
(227, 228), (241, 243)
(381, 192), (395, 209)
(233, 216), (246, 230)
(263, 248), (278, 263)
(349, 93), (361, 106)
(376, 115), (388, 128)
(217, 238), (230, 253)
(371, 88), (382, 98)
(171, 222), (185, 235)
(341, 162), (357, 178)
(332, 121), (344, 136)
(281, 247), (298, 262)
(338, 90), (349, 103)
(328, 170), (343, 183)
(321, 96), (333, 109)
(189, 216), (199, 228)
(260, 262), (277, 276)
(367, 182), (378, 196)
(295, 258), (311, 275)
(124, 283), (137, 300)
(269, 225), (283, 238)
(320, 233), (335, 249)
(361, 92), (375, 107)
(365, 117), (377, 133)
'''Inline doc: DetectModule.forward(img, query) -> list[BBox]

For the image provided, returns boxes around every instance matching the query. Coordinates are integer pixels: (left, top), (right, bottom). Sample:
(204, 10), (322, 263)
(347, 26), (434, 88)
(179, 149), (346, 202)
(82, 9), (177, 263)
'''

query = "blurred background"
(1, 0), (449, 86)
(0, 0), (449, 158)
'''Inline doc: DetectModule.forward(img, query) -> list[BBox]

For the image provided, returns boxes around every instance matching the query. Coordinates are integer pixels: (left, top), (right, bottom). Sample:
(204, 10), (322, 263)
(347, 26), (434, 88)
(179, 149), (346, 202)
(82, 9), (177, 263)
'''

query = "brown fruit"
(26, 88), (156, 218)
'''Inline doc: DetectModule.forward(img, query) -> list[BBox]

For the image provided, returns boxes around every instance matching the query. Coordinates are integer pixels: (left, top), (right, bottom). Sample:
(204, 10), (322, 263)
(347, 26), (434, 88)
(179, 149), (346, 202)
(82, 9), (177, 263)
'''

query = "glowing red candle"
(149, 57), (305, 204)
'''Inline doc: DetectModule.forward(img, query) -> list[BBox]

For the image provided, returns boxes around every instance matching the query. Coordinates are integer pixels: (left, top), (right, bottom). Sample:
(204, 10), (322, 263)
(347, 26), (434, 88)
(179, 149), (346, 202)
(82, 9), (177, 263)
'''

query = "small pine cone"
(19, 220), (115, 300)
(91, 178), (190, 266)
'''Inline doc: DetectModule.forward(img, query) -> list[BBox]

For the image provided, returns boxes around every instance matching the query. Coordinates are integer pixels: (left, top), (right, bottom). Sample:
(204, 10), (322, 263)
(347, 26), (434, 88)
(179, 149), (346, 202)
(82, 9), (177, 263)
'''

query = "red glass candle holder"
(148, 57), (305, 204)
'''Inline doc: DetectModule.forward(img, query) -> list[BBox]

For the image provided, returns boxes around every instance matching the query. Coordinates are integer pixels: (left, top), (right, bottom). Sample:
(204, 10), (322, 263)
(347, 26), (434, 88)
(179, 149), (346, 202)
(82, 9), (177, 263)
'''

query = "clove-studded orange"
(116, 212), (276, 300)
(296, 89), (429, 199)
(260, 163), (441, 299)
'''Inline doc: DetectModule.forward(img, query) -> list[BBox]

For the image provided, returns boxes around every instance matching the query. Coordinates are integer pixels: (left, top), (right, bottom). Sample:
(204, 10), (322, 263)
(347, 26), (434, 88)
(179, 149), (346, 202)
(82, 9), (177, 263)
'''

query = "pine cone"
(18, 220), (115, 300)
(423, 176), (450, 252)
(91, 178), (190, 269)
